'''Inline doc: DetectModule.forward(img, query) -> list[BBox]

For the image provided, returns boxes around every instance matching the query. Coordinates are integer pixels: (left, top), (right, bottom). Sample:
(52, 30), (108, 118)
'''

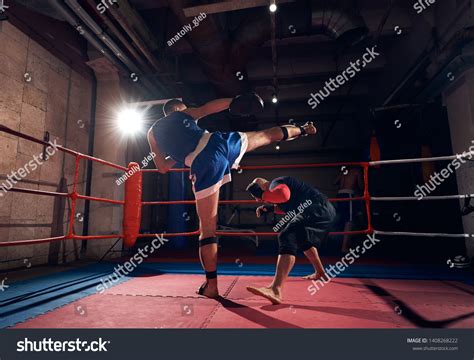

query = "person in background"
(335, 166), (363, 253)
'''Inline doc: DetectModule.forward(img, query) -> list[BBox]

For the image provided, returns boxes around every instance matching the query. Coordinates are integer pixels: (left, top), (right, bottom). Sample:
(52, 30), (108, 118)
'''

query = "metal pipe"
(81, 73), (97, 253)
(63, 0), (160, 95)
(106, 5), (165, 76)
(47, 0), (155, 94)
(311, 0), (369, 44)
(384, 27), (474, 105)
(183, 0), (294, 17)
(84, 0), (153, 75)
(65, 0), (134, 72)
(67, 155), (82, 238)
(372, 104), (421, 113)
(48, 1), (127, 72)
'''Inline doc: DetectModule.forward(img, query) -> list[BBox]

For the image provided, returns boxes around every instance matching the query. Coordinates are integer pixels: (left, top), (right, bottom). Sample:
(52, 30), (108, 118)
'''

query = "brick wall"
(0, 22), (93, 270)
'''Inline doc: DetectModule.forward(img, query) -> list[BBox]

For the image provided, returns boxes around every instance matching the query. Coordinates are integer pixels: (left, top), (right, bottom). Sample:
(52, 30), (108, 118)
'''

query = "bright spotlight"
(269, 3), (277, 12)
(272, 93), (278, 104)
(117, 108), (144, 135)
(275, 144), (280, 150)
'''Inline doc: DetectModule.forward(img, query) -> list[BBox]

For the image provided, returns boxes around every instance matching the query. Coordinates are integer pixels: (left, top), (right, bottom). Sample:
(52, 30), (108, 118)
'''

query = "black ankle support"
(205, 271), (217, 279)
(199, 236), (217, 247)
(280, 126), (289, 140)
(299, 126), (307, 136)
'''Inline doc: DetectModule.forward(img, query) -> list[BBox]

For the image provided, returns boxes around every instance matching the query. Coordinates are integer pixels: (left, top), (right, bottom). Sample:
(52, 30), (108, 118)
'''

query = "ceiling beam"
(183, 0), (294, 18)
(129, 0), (168, 10)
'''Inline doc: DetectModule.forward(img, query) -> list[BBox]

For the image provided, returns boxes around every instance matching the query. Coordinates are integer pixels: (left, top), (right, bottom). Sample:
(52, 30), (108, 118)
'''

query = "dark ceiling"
(6, 0), (469, 157)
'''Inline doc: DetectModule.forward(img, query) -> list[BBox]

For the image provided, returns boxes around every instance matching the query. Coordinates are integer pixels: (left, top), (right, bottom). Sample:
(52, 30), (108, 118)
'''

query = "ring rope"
(141, 196), (366, 206)
(373, 230), (473, 238)
(138, 229), (372, 238)
(1, 124), (472, 248)
(369, 152), (474, 166)
(0, 125), (126, 247)
(371, 194), (474, 201)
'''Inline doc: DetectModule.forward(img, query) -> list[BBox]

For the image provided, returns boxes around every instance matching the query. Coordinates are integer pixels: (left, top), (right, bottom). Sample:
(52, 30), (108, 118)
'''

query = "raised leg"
(195, 190), (220, 298)
(245, 123), (317, 153)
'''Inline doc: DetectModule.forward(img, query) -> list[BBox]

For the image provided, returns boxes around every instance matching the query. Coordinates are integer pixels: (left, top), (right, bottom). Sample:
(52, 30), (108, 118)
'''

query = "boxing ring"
(1, 124), (473, 329)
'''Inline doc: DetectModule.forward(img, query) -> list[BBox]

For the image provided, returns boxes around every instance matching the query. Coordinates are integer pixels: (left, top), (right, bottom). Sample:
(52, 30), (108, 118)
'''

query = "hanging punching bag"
(421, 144), (435, 184)
(370, 131), (381, 168)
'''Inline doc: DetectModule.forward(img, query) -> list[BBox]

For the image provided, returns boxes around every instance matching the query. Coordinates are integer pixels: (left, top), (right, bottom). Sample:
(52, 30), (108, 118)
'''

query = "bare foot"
(246, 286), (282, 304)
(302, 121), (317, 135)
(196, 281), (219, 299)
(302, 273), (329, 281)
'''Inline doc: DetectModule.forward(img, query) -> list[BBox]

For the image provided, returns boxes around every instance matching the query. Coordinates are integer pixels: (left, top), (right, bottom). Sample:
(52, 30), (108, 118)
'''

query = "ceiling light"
(117, 108), (144, 135)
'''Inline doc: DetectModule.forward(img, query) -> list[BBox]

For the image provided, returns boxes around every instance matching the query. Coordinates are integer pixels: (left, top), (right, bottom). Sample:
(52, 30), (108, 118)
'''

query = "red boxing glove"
(262, 184), (291, 203)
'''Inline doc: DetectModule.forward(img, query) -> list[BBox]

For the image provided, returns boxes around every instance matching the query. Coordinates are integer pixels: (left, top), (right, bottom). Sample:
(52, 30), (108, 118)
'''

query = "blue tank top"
(150, 111), (205, 163)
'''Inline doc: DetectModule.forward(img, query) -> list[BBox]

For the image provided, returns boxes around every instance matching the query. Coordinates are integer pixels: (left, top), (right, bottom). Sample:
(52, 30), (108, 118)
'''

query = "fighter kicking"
(245, 176), (336, 304)
(147, 95), (317, 298)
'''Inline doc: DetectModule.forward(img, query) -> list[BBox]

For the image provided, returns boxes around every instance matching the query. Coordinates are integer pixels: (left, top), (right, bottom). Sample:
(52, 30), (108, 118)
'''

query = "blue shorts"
(187, 131), (248, 200)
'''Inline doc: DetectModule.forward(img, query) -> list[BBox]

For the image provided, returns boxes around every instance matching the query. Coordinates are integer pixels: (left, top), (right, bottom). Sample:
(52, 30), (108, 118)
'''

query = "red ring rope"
(2, 124), (470, 248)
(0, 125), (125, 247)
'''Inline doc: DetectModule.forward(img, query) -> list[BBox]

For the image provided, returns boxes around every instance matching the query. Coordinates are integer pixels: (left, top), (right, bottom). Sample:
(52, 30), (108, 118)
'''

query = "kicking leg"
(245, 122), (317, 153)
(195, 190), (220, 298)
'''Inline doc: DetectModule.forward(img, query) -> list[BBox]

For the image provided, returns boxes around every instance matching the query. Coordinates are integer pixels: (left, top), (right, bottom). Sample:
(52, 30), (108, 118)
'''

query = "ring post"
(363, 163), (373, 234)
(123, 162), (142, 248)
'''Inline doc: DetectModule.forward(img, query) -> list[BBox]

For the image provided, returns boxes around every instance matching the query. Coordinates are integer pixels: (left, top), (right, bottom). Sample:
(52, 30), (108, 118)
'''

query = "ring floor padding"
(136, 262), (474, 282)
(0, 263), (133, 328)
(9, 270), (474, 329)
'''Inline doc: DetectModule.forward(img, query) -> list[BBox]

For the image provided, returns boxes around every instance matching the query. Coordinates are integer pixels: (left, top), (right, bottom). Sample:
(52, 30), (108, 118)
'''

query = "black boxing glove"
(246, 182), (264, 199)
(262, 205), (275, 213)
